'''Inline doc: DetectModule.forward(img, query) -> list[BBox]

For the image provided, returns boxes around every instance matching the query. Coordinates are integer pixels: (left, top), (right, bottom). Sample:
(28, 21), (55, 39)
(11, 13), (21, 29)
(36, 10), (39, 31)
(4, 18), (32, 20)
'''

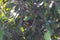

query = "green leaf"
(0, 30), (4, 40)
(44, 22), (53, 40)
(44, 30), (51, 40)
(58, 8), (60, 14)
(23, 16), (31, 21)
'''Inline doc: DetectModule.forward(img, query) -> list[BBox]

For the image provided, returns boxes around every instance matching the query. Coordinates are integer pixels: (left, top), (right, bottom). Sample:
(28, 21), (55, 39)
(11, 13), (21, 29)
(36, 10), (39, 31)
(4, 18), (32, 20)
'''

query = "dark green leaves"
(6, 3), (15, 8)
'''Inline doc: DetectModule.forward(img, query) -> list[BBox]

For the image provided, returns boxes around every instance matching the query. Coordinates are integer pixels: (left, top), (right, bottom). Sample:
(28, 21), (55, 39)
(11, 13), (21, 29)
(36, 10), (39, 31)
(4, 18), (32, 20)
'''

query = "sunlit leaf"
(54, 35), (58, 39)
(5, 8), (11, 11)
(0, 13), (5, 18)
(8, 18), (14, 23)
(0, 0), (2, 3)
(20, 27), (24, 33)
(2, 3), (6, 8)
(23, 36), (26, 39)
(44, 2), (47, 7)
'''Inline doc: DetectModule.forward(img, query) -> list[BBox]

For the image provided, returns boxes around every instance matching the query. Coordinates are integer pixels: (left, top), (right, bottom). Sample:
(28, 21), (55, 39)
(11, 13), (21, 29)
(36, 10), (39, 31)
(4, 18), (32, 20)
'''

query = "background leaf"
(0, 30), (4, 40)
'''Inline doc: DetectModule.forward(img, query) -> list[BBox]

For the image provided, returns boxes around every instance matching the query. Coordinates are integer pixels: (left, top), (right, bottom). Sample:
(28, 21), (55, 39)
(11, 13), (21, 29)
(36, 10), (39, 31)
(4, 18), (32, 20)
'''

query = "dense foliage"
(0, 0), (60, 40)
